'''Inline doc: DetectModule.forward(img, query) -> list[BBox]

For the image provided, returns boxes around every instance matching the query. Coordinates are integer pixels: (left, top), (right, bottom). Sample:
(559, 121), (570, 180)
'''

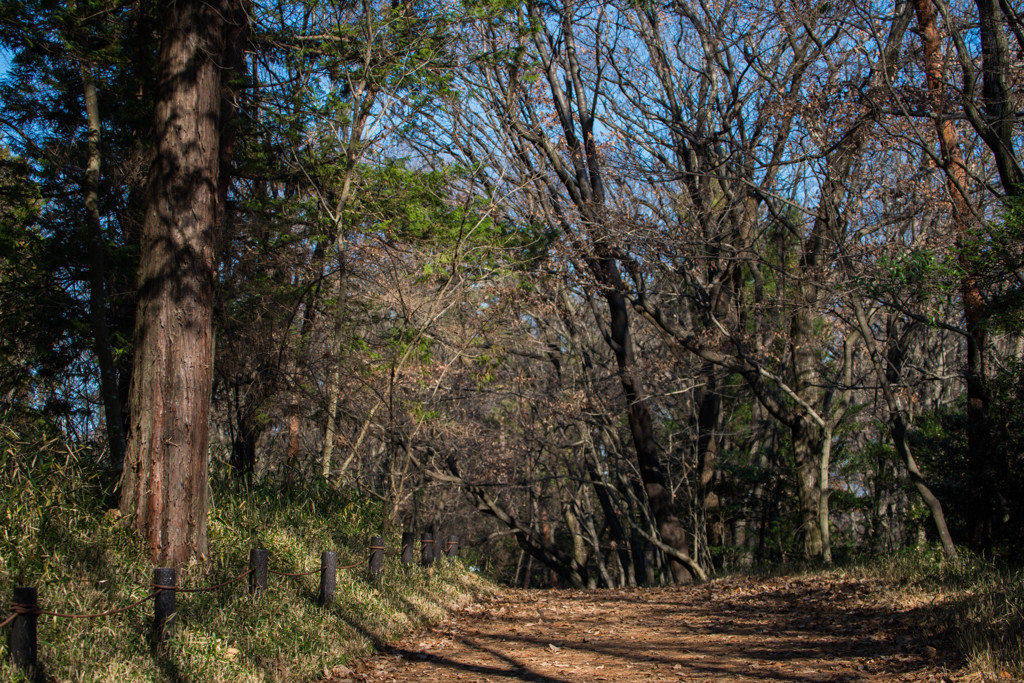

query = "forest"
(1, 0), (1023, 594)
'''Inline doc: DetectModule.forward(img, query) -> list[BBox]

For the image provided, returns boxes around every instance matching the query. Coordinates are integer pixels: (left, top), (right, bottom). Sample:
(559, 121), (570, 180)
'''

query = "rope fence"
(268, 567), (322, 577)
(153, 567), (254, 593)
(2, 531), (461, 676)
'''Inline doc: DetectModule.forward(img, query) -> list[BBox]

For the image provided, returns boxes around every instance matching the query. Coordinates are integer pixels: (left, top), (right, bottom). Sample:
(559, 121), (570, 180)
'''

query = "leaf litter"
(325, 575), (1019, 682)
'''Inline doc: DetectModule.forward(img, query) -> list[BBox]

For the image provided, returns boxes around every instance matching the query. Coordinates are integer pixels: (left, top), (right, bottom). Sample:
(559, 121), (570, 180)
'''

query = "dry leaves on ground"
(324, 575), (1018, 683)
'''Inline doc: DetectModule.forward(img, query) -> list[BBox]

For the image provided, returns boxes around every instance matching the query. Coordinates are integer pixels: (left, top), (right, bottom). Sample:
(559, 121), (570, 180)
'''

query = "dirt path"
(329, 576), (988, 682)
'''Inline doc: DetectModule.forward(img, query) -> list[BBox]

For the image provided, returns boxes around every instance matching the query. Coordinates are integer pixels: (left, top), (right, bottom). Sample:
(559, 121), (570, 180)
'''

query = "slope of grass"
(0, 421), (496, 682)
(832, 547), (1024, 678)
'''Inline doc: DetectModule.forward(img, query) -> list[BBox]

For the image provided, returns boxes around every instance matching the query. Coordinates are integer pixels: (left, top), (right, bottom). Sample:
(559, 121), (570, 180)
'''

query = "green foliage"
(985, 198), (1024, 334)
(0, 408), (109, 586)
(986, 360), (1024, 549)
(0, 0), (154, 425)
(0, 424), (495, 682)
(875, 248), (961, 302)
(909, 380), (1024, 559)
(871, 197), (1024, 334)
(906, 402), (972, 532)
(0, 151), (81, 402)
(351, 160), (555, 278)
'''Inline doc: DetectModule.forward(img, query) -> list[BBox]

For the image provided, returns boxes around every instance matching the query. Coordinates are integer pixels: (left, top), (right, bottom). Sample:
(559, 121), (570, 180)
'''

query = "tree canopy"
(1, 0), (1022, 579)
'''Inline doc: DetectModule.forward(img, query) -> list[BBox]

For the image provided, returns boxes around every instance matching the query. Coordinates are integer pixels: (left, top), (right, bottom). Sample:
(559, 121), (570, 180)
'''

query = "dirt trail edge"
(327, 575), (985, 682)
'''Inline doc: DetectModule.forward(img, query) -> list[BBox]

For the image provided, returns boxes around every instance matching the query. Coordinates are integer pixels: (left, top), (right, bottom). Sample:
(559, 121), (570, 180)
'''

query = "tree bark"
(79, 64), (126, 475)
(514, 0), (699, 582)
(912, 0), (994, 548)
(974, 0), (1024, 194)
(319, 58), (377, 480)
(695, 368), (722, 538)
(790, 276), (825, 561)
(429, 458), (588, 588)
(604, 282), (697, 584)
(120, 0), (240, 566)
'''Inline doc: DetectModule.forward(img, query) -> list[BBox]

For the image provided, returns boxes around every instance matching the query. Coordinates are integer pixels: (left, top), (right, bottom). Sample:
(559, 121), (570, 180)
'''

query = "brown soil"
(327, 575), (997, 683)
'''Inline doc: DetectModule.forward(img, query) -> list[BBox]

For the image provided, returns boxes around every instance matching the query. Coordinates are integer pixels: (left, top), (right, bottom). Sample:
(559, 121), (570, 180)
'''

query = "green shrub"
(0, 423), (495, 682)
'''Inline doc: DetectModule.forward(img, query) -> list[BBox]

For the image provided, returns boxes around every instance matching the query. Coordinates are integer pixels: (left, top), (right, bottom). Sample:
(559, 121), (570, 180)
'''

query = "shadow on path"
(347, 577), (965, 682)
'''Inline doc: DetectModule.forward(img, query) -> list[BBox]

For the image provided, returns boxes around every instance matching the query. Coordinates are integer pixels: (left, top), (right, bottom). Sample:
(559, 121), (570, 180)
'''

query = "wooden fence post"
(401, 531), (415, 569)
(153, 568), (176, 644)
(10, 586), (37, 675)
(249, 548), (268, 595)
(319, 551), (336, 606)
(421, 532), (435, 567)
(369, 536), (385, 580)
(446, 534), (459, 558)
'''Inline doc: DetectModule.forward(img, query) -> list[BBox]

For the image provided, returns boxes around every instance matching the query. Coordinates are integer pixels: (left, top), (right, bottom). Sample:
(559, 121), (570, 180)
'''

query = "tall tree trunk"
(974, 0), (1024, 194)
(818, 424), (833, 565)
(912, 0), (994, 548)
(585, 456), (635, 586)
(318, 70), (376, 479)
(120, 0), (239, 566)
(786, 137), (860, 562)
(694, 366), (722, 566)
(79, 65), (126, 475)
(320, 262), (346, 479)
(790, 276), (825, 560)
(790, 418), (824, 559)
(603, 279), (698, 583)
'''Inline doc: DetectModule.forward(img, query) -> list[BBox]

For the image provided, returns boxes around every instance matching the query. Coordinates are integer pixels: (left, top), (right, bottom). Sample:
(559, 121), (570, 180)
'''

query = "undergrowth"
(843, 546), (1024, 678)
(0, 419), (496, 682)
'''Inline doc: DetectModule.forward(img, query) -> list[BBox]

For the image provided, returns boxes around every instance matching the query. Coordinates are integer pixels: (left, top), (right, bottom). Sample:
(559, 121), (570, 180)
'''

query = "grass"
(0, 421), (497, 682)
(4, 417), (1021, 680)
(829, 547), (1024, 678)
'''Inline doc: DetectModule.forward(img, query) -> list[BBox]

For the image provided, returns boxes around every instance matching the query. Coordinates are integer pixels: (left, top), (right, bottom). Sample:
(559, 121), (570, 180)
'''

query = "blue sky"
(0, 48), (11, 148)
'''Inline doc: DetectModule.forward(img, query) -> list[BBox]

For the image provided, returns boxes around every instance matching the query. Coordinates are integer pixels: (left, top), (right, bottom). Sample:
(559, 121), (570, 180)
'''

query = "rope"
(153, 568), (254, 593)
(0, 540), (461, 628)
(337, 551), (376, 571)
(2, 566), (253, 623)
(268, 567), (319, 578)
(385, 543), (409, 557)
(336, 560), (364, 570)
(7, 591), (159, 621)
